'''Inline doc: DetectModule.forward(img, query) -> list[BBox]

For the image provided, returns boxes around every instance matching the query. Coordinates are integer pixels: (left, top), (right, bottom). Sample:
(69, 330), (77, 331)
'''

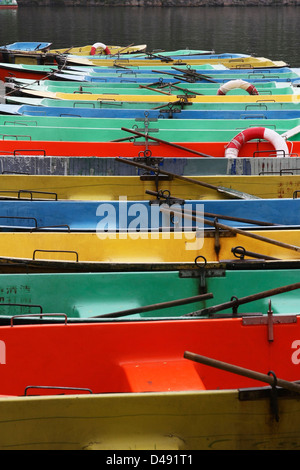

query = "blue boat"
(51, 71), (300, 85)
(0, 42), (52, 52)
(3, 103), (300, 120)
(0, 198), (300, 232)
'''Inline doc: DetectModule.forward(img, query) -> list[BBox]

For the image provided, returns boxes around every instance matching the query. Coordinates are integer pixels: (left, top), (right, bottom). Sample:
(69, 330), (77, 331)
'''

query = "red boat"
(0, 139), (298, 158)
(0, 314), (299, 397)
(0, 63), (57, 82)
(0, 0), (18, 9)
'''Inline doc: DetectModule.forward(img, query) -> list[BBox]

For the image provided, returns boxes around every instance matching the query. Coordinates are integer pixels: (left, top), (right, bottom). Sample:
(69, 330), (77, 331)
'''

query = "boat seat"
(120, 359), (206, 393)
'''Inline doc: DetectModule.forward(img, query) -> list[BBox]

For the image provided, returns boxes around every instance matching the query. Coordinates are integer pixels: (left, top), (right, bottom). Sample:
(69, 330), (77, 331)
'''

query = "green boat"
(0, 117), (297, 143)
(0, 267), (300, 323)
(1, 114), (298, 130)
(6, 79), (295, 95)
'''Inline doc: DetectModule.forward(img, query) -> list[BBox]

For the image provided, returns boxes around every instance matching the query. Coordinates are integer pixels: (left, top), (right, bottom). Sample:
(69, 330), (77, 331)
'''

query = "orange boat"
(0, 313), (300, 449)
(0, 312), (299, 396)
(0, 138), (298, 158)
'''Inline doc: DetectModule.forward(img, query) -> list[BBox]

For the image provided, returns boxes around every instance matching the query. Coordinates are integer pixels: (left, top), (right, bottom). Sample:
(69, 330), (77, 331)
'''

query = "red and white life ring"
(217, 79), (259, 96)
(225, 127), (290, 158)
(90, 42), (111, 56)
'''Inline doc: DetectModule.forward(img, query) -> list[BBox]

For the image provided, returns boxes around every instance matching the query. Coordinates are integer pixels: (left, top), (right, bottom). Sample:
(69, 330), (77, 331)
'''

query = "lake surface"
(0, 5), (299, 66)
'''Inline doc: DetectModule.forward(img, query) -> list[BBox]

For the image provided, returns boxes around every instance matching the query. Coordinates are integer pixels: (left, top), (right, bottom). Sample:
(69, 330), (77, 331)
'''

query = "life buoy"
(217, 79), (259, 96)
(90, 42), (111, 56)
(225, 127), (290, 158)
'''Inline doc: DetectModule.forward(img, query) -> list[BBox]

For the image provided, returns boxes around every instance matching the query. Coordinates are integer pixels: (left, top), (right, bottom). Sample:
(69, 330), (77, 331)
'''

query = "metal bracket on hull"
(242, 301), (297, 343)
(231, 245), (279, 261)
(146, 189), (185, 206)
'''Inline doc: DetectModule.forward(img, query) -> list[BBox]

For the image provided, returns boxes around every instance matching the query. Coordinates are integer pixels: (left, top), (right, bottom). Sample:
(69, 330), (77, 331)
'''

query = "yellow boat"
(19, 88), (300, 103)
(0, 387), (299, 450)
(0, 227), (300, 263)
(64, 55), (287, 69)
(0, 174), (299, 200)
(51, 43), (147, 56)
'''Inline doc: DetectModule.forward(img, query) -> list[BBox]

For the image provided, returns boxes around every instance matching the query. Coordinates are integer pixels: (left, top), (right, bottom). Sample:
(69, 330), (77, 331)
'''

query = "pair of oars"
(184, 281), (300, 317)
(145, 189), (276, 227)
(139, 83), (204, 96)
(152, 68), (218, 83)
(93, 281), (300, 319)
(118, 127), (214, 159)
(161, 205), (300, 258)
(116, 156), (260, 200)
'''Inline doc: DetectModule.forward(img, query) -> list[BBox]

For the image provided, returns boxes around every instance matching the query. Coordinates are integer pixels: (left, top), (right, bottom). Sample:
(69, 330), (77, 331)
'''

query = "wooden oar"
(161, 206), (300, 254)
(91, 292), (213, 318)
(184, 282), (300, 317)
(184, 351), (300, 395)
(171, 66), (218, 83)
(137, 84), (174, 96)
(151, 69), (205, 83)
(153, 68), (218, 83)
(145, 52), (174, 62)
(119, 127), (215, 158)
(167, 83), (204, 95)
(191, 209), (277, 227)
(116, 156), (260, 200)
(140, 82), (204, 96)
(110, 43), (135, 57)
(146, 189), (275, 226)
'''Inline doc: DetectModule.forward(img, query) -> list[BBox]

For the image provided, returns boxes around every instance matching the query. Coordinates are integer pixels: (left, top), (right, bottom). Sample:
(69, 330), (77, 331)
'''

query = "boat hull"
(0, 315), (300, 449)
(0, 267), (298, 320)
(0, 228), (299, 262)
(1, 198), (300, 232)
(0, 174), (299, 199)
(0, 140), (297, 158)
(0, 388), (298, 450)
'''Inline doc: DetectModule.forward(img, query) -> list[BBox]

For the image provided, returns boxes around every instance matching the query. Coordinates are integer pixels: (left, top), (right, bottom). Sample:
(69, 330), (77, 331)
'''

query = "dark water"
(0, 5), (299, 66)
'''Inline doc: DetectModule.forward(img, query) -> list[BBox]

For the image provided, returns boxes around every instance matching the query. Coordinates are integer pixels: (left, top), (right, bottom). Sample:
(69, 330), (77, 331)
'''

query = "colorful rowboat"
(0, 113), (297, 161)
(0, 140), (296, 158)
(0, 224), (300, 263)
(0, 115), (297, 138)
(4, 103), (300, 120)
(0, 267), (298, 321)
(2, 169), (300, 197)
(7, 94), (300, 111)
(0, 62), (231, 83)
(1, 198), (300, 232)
(1, 61), (298, 85)
(0, 312), (299, 449)
(52, 70), (300, 85)
(61, 55), (287, 69)
(68, 50), (249, 60)
(0, 154), (299, 177)
(0, 129), (296, 158)
(6, 79), (295, 95)
(50, 43), (147, 56)
(13, 87), (300, 103)
(0, 0), (17, 9)
(63, 63), (293, 74)
(0, 173), (299, 200)
(0, 42), (51, 52)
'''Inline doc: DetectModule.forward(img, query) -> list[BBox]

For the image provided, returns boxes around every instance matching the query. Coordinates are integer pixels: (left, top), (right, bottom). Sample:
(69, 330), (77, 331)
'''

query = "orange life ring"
(225, 127), (290, 158)
(90, 42), (111, 56)
(217, 79), (259, 96)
